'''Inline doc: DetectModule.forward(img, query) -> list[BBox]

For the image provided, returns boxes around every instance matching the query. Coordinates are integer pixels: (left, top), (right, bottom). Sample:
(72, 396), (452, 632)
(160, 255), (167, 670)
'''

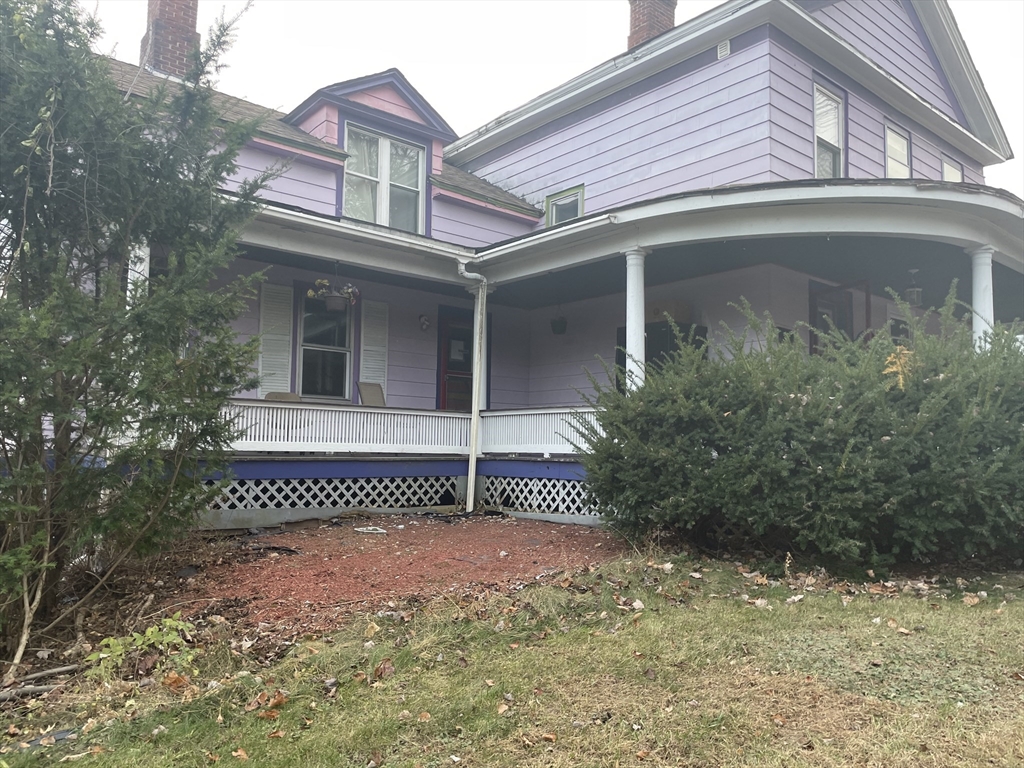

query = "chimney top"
(140, 0), (200, 79)
(628, 0), (677, 50)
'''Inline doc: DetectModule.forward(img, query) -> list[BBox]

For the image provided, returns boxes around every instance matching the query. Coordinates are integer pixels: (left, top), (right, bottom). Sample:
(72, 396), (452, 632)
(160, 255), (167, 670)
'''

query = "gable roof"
(285, 68), (458, 143)
(106, 58), (349, 164)
(445, 0), (1010, 167)
(431, 163), (542, 218)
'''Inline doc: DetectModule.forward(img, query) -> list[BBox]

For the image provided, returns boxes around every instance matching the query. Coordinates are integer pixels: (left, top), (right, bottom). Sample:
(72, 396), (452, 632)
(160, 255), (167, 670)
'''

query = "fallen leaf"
(374, 658), (396, 680)
(365, 622), (380, 638)
(162, 671), (190, 693)
(267, 690), (289, 709)
(205, 751), (220, 763)
(962, 594), (980, 606)
(897, 627), (913, 635)
(786, 594), (805, 604)
(771, 714), (786, 726)
(509, 642), (520, 650)
(542, 733), (557, 743)
(497, 703), (509, 715)
(244, 692), (269, 712)
(484, 679), (495, 687)
(352, 671), (367, 684)
(232, 749), (248, 760)
(688, 572), (702, 580)
(256, 710), (279, 721)
(644, 668), (656, 680)
(417, 712), (431, 722)
(267, 729), (285, 739)
(887, 618), (898, 628)
(637, 750), (651, 759)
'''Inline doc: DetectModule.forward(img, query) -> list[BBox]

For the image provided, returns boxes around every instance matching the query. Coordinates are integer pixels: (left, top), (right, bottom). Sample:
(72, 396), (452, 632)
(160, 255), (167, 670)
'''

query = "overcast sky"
(89, 0), (1022, 199)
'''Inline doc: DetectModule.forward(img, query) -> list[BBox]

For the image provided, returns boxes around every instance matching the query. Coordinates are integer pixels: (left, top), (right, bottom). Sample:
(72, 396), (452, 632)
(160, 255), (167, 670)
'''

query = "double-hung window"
(343, 126), (424, 233)
(814, 85), (843, 178)
(941, 157), (963, 182)
(300, 298), (351, 399)
(885, 126), (911, 178)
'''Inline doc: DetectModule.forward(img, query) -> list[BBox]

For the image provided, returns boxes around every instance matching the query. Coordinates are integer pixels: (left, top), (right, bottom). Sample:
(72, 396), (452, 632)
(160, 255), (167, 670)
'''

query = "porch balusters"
(969, 244), (995, 349)
(624, 247), (648, 388)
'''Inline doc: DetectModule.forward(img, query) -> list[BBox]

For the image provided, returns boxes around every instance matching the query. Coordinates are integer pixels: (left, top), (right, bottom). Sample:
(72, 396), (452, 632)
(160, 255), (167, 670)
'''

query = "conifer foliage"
(0, 0), (269, 678)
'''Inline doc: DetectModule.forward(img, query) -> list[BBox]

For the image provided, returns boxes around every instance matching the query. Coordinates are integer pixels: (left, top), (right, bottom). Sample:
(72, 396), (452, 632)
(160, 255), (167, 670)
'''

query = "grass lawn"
(3, 553), (1022, 767)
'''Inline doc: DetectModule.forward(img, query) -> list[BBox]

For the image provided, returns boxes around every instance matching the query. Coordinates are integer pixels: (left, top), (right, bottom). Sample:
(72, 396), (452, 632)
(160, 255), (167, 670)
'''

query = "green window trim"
(545, 185), (585, 226)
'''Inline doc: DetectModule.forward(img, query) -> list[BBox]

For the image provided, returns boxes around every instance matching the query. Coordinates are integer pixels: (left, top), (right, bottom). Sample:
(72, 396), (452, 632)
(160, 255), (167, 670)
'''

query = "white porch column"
(465, 279), (489, 512)
(970, 244), (995, 349)
(624, 247), (648, 388)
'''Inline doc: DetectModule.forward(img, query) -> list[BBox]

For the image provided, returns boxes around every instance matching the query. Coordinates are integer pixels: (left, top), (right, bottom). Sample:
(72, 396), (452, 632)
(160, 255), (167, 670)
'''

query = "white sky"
(89, 0), (1023, 198)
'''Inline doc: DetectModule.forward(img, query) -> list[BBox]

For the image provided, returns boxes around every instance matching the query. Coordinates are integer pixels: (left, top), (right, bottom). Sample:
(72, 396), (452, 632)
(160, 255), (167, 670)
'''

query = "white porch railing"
(227, 400), (471, 454)
(480, 407), (597, 455)
(226, 400), (598, 456)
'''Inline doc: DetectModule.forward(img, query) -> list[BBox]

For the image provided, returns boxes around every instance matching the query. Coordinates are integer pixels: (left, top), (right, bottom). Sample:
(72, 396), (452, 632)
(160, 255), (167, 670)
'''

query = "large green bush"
(576, 295), (1024, 565)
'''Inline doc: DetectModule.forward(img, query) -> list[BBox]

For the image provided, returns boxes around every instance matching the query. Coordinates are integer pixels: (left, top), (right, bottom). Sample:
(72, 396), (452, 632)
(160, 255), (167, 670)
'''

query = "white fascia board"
(239, 205), (476, 284)
(475, 184), (1024, 282)
(444, 0), (770, 165)
(910, 0), (1013, 160)
(774, 0), (1006, 165)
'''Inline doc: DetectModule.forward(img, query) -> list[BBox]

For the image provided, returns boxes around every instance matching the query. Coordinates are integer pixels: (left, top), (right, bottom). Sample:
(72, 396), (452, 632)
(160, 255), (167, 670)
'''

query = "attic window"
(717, 40), (731, 59)
(343, 126), (424, 233)
(546, 186), (584, 226)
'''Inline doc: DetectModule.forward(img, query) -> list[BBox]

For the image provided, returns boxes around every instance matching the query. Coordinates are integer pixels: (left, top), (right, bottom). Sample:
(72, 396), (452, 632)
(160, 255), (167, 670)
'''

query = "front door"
(439, 311), (474, 411)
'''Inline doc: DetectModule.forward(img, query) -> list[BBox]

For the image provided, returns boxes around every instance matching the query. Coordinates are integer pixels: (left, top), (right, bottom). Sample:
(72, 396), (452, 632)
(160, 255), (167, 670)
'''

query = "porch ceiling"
(489, 235), (1024, 323)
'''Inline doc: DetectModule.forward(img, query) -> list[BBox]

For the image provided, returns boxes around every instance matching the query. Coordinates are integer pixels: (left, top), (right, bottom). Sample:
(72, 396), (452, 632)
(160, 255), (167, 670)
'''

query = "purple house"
(124, 0), (1021, 527)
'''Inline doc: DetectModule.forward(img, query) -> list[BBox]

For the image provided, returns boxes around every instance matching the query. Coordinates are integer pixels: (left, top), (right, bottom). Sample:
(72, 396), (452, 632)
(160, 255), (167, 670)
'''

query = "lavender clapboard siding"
(226, 146), (338, 217)
(468, 40), (778, 215)
(809, 0), (960, 122)
(767, 38), (982, 183)
(430, 198), (536, 248)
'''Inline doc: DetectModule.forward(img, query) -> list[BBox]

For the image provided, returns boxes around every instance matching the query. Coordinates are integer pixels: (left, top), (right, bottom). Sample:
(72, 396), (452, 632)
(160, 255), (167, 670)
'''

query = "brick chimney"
(628, 0), (677, 49)
(140, 0), (200, 79)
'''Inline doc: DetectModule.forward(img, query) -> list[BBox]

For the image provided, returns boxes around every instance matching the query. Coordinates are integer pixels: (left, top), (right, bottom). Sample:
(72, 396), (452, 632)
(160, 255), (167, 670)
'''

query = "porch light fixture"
(419, 314), (431, 331)
(550, 315), (568, 335)
(902, 269), (922, 308)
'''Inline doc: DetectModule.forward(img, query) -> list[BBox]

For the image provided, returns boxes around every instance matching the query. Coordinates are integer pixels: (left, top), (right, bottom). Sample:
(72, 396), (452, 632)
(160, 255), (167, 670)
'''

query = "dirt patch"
(154, 515), (627, 639)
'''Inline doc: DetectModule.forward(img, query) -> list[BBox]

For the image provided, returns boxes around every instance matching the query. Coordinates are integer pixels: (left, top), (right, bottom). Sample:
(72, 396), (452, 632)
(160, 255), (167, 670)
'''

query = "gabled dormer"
(285, 69), (458, 235)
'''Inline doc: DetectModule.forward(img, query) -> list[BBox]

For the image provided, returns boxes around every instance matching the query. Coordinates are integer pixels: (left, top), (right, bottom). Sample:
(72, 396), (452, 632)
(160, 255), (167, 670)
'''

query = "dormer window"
(814, 85), (843, 179)
(343, 126), (424, 233)
(546, 186), (584, 226)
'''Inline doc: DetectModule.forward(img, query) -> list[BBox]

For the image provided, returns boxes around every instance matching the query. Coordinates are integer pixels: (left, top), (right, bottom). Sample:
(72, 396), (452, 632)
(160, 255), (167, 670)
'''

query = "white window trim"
(813, 84), (844, 179)
(545, 186), (584, 226)
(885, 125), (911, 179)
(299, 295), (353, 401)
(343, 124), (426, 234)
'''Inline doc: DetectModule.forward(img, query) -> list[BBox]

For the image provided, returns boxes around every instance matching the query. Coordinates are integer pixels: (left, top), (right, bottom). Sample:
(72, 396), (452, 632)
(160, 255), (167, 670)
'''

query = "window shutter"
(360, 300), (389, 394)
(258, 284), (294, 397)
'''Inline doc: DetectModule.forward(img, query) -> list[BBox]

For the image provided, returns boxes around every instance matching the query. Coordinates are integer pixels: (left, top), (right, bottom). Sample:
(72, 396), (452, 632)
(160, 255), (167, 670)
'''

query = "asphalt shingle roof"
(431, 163), (542, 218)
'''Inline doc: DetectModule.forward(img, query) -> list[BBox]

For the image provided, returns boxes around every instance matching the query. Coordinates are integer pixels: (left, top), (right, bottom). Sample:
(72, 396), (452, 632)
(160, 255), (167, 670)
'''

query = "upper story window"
(814, 85), (843, 179)
(343, 126), (424, 233)
(546, 186), (584, 226)
(300, 297), (351, 399)
(885, 126), (911, 178)
(942, 157), (963, 182)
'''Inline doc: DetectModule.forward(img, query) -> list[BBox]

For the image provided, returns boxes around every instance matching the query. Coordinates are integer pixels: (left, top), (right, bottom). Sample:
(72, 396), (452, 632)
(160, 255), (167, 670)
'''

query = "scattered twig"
(0, 684), (59, 702)
(15, 664), (79, 684)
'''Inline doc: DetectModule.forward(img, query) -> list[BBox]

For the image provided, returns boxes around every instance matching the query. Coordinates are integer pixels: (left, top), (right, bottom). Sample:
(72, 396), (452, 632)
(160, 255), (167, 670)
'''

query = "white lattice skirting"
(482, 476), (595, 518)
(209, 475), (461, 511)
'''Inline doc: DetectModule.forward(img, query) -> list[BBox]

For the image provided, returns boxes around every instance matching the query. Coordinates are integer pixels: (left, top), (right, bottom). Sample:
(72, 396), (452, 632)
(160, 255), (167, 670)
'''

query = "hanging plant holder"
(308, 279), (360, 311)
(550, 316), (568, 335)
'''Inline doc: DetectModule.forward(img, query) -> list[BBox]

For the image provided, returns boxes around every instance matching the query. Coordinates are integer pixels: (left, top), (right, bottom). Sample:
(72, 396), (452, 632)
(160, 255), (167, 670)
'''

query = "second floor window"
(942, 158), (963, 182)
(344, 126), (423, 233)
(546, 187), (584, 226)
(814, 85), (843, 179)
(885, 126), (911, 178)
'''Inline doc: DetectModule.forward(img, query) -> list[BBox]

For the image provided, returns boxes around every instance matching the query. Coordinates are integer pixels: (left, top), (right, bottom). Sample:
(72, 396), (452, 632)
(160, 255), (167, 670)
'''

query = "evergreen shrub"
(575, 294), (1024, 565)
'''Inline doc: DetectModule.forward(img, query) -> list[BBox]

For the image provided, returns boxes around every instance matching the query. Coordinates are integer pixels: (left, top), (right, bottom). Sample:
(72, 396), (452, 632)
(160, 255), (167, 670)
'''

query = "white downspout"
(458, 262), (487, 512)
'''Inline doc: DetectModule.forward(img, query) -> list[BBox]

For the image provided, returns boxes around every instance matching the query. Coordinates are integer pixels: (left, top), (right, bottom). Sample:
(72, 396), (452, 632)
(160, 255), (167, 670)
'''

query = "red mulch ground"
(152, 515), (628, 644)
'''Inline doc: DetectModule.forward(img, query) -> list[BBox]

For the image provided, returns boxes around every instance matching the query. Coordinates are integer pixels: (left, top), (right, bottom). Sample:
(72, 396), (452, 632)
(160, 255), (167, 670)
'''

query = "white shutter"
(360, 300), (389, 393)
(258, 283), (294, 397)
